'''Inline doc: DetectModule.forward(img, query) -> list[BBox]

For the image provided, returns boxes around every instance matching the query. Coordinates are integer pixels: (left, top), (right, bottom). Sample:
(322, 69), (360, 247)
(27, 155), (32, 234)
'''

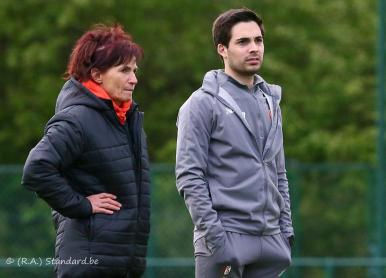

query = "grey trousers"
(194, 232), (291, 278)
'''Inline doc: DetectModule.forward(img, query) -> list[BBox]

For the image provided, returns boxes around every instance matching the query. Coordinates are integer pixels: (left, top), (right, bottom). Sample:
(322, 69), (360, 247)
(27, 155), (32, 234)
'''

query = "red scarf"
(82, 80), (132, 125)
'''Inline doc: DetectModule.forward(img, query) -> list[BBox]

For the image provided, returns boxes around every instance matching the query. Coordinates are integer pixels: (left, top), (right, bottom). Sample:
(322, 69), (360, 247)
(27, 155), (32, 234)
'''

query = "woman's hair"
(65, 24), (144, 81)
(212, 8), (264, 48)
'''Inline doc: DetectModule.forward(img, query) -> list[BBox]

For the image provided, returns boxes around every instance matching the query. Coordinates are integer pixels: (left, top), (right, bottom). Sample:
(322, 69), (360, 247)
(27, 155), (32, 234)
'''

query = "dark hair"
(65, 24), (144, 81)
(212, 8), (264, 48)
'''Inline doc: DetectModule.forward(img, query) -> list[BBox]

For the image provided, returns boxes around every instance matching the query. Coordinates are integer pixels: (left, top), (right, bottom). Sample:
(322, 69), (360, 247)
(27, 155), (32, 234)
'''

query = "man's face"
(218, 21), (264, 79)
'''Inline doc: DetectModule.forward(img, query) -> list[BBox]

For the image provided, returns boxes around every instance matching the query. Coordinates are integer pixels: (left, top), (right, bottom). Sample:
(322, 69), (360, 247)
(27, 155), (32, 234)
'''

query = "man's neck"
(224, 68), (255, 89)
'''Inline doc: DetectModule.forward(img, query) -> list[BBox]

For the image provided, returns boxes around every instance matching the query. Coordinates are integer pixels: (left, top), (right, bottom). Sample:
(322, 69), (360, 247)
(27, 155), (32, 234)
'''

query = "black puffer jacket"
(22, 78), (151, 277)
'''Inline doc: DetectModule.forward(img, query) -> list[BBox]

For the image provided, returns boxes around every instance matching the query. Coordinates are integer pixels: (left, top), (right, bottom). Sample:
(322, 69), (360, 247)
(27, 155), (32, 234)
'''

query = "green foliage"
(0, 0), (379, 164)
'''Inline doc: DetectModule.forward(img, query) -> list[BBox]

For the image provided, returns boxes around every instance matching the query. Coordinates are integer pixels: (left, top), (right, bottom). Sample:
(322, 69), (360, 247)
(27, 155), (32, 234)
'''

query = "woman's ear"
(90, 68), (103, 84)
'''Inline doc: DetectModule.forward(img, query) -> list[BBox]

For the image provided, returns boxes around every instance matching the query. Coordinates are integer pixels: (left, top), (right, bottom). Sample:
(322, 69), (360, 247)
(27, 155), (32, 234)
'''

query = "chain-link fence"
(0, 163), (385, 278)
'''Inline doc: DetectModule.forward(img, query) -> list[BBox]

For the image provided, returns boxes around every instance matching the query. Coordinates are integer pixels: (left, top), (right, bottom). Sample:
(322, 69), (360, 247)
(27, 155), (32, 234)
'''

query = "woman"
(22, 24), (150, 278)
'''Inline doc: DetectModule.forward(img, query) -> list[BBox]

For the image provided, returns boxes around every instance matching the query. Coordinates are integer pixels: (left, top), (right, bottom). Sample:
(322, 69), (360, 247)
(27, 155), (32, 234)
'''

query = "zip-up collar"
(55, 78), (140, 128)
(201, 69), (282, 160)
(201, 70), (282, 101)
(217, 70), (264, 91)
(217, 87), (254, 136)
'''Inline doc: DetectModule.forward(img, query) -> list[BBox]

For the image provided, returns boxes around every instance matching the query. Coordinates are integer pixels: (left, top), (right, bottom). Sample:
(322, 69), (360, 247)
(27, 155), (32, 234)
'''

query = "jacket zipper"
(215, 92), (278, 234)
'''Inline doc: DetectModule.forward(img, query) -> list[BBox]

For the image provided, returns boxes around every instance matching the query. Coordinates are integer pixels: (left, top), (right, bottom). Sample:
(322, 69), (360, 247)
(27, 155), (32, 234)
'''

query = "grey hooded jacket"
(176, 70), (294, 251)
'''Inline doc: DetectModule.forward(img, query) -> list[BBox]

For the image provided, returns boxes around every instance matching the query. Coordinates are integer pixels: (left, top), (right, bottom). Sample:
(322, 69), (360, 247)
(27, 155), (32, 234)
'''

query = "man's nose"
(250, 41), (259, 52)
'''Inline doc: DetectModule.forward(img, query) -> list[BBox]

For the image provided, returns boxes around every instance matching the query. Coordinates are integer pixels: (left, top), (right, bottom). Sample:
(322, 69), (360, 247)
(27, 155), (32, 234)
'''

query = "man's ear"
(217, 44), (227, 60)
(90, 68), (103, 84)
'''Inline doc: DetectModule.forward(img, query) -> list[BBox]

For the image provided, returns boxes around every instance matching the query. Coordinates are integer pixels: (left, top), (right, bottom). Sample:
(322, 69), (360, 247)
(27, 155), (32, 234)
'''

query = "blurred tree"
(0, 0), (377, 165)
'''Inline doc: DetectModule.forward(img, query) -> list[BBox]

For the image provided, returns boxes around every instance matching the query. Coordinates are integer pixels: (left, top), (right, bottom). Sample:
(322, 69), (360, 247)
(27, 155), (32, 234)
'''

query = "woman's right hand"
(86, 193), (122, 214)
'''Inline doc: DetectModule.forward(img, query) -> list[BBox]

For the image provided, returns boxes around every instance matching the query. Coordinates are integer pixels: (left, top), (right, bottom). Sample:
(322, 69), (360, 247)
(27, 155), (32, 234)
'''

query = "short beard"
(234, 67), (260, 77)
(228, 60), (261, 76)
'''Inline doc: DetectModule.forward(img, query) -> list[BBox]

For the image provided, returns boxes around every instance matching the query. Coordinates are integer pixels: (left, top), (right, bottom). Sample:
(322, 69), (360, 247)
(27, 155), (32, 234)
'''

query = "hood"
(55, 78), (112, 113)
(201, 69), (282, 101)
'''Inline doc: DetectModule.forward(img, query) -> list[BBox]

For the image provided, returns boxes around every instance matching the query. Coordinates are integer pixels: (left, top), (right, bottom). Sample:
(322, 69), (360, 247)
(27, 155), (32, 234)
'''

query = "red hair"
(65, 24), (144, 81)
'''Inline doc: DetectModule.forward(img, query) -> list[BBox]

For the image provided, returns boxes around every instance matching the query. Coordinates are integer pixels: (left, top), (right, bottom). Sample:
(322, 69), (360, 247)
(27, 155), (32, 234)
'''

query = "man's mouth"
(246, 57), (259, 62)
(246, 57), (260, 65)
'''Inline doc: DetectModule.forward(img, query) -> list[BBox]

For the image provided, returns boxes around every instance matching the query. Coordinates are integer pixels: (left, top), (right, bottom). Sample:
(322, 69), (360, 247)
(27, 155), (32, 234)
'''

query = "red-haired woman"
(22, 24), (150, 278)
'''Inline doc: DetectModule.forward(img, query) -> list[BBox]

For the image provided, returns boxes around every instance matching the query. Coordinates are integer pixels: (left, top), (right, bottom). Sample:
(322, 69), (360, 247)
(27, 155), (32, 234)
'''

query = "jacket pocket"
(280, 232), (291, 250)
(194, 236), (227, 260)
(65, 217), (91, 238)
(90, 208), (137, 244)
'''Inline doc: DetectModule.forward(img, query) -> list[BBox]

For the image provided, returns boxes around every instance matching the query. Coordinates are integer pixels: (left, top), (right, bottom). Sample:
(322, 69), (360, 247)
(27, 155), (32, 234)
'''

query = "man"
(176, 8), (294, 277)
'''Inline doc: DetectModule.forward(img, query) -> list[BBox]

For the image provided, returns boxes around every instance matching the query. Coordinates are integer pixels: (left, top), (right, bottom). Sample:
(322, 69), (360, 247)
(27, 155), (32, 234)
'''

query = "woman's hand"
(86, 193), (122, 214)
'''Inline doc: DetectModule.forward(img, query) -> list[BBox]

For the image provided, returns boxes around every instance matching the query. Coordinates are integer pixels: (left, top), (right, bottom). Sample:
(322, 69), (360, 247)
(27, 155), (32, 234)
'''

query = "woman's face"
(99, 57), (138, 105)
